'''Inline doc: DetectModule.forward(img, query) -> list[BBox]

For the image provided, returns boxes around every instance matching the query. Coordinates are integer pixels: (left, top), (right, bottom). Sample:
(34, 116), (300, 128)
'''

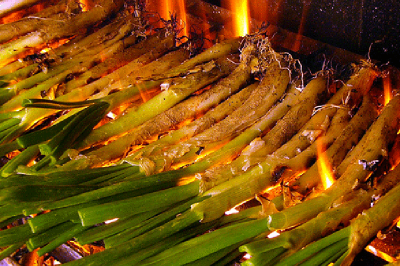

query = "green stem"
(103, 196), (207, 248)
(28, 166), (183, 212)
(140, 218), (269, 266)
(273, 227), (350, 266)
(297, 238), (348, 266)
(27, 221), (77, 252)
(78, 181), (200, 226)
(0, 242), (24, 261)
(78, 57), (234, 150)
(37, 223), (88, 257)
(76, 208), (165, 245)
(0, 223), (35, 247)
(64, 210), (203, 266)
(0, 145), (39, 177)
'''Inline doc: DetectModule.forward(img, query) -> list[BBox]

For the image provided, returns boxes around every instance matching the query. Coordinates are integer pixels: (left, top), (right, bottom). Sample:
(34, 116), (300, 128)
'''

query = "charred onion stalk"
(34, 55), (235, 172)
(74, 43), (259, 170)
(0, 0), (125, 64)
(0, 0), (44, 19)
(0, 0), (82, 44)
(267, 95), (378, 211)
(75, 62), (378, 266)
(6, 38), (241, 174)
(264, 162), (400, 266)
(0, 8), (395, 264)
(0, 31), (179, 176)
(240, 158), (400, 266)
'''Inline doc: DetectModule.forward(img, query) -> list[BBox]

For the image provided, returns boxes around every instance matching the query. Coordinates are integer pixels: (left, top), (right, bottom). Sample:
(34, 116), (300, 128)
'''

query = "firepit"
(0, 0), (399, 265)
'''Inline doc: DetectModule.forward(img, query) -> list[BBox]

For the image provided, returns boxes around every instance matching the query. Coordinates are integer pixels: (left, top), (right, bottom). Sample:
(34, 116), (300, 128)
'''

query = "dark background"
(203, 0), (400, 67)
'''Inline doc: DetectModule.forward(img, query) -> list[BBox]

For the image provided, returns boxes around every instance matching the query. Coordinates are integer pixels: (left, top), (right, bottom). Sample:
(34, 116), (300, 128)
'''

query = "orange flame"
(292, 1), (311, 52)
(383, 75), (393, 106)
(176, 0), (188, 37)
(153, 0), (188, 38)
(316, 139), (335, 189)
(222, 0), (249, 37)
(78, 0), (90, 12)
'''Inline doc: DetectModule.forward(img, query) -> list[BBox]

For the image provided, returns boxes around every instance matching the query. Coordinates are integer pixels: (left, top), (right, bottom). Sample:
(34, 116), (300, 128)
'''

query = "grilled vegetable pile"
(0, 1), (399, 265)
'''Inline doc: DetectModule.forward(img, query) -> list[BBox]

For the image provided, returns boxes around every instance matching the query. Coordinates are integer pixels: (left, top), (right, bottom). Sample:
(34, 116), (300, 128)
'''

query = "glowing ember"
(383, 75), (393, 106)
(267, 231), (280, 238)
(316, 139), (335, 189)
(222, 0), (249, 37)
(243, 253), (252, 260)
(177, 176), (196, 186)
(225, 207), (239, 215)
(79, 0), (90, 12)
(104, 218), (119, 224)
(106, 111), (117, 119)
(366, 245), (396, 263)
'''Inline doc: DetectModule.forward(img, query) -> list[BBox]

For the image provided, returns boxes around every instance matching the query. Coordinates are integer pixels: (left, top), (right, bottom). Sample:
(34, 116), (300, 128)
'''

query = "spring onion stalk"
(0, 35), (180, 159)
(2, 38), (239, 176)
(42, 57), (234, 172)
(102, 197), (208, 248)
(63, 197), (259, 266)
(291, 95), (378, 194)
(0, 223), (34, 247)
(0, 37), (180, 176)
(240, 165), (400, 265)
(198, 74), (327, 191)
(103, 64), (378, 265)
(272, 162), (400, 266)
(148, 56), (291, 172)
(0, 0), (43, 19)
(27, 221), (76, 251)
(65, 75), (327, 266)
(0, 241), (25, 261)
(75, 44), (258, 169)
(28, 101), (110, 170)
(0, 0), (124, 64)
(203, 63), (378, 191)
(0, 13), (139, 86)
(78, 181), (200, 226)
(267, 94), (400, 231)
(76, 40), (242, 150)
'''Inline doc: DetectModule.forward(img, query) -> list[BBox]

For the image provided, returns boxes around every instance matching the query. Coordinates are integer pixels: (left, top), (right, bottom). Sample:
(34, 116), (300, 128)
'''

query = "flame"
(316, 139), (335, 189)
(79, 0), (90, 12)
(291, 0), (311, 52)
(222, 0), (249, 37)
(177, 176), (195, 186)
(243, 253), (252, 260)
(383, 75), (393, 106)
(151, 0), (188, 38)
(176, 0), (188, 37)
(366, 245), (396, 263)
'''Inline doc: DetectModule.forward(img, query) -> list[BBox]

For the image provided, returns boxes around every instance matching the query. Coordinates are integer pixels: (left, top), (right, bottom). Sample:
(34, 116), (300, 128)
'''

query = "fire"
(176, 0), (188, 37)
(383, 75), (392, 106)
(366, 245), (396, 263)
(267, 231), (280, 238)
(150, 0), (189, 37)
(78, 0), (91, 12)
(225, 207), (239, 215)
(316, 139), (335, 189)
(222, 0), (249, 37)
(292, 0), (311, 52)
